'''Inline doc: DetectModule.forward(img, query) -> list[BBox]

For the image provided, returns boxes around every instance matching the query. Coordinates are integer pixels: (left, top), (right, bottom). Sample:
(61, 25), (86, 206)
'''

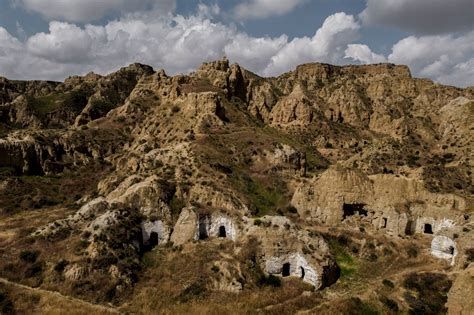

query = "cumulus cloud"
(0, 11), (363, 81)
(263, 12), (360, 75)
(345, 32), (474, 87)
(389, 31), (474, 87)
(234, 0), (307, 20)
(360, 0), (474, 34)
(0, 8), (472, 88)
(13, 0), (176, 22)
(345, 44), (385, 64)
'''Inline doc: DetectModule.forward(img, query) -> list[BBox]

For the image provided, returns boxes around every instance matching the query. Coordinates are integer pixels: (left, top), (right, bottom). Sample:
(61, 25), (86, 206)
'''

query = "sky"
(0, 0), (473, 87)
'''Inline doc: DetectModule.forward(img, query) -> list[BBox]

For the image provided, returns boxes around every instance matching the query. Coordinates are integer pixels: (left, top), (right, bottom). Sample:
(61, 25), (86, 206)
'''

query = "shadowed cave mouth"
(343, 203), (368, 219)
(218, 226), (227, 238)
(282, 263), (291, 277)
(424, 223), (433, 234)
(149, 232), (159, 247)
(199, 221), (208, 240)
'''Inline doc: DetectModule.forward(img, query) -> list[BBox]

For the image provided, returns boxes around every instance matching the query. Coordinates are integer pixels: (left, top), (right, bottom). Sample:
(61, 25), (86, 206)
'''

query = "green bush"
(19, 250), (39, 263)
(0, 291), (15, 315)
(465, 248), (474, 262)
(382, 279), (395, 288)
(258, 274), (281, 287)
(403, 273), (452, 315)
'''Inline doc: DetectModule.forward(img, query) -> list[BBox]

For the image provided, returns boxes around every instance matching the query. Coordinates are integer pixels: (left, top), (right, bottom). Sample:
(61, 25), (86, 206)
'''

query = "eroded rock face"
(171, 207), (198, 245)
(265, 253), (319, 287)
(431, 235), (457, 265)
(141, 220), (170, 245)
(245, 215), (338, 289)
(292, 167), (467, 236)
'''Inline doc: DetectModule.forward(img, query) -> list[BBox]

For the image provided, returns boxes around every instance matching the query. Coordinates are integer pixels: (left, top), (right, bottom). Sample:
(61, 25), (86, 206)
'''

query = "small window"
(382, 218), (388, 228)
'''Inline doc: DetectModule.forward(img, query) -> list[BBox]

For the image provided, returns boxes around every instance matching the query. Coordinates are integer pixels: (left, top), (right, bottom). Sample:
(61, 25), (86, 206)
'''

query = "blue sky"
(0, 0), (473, 87)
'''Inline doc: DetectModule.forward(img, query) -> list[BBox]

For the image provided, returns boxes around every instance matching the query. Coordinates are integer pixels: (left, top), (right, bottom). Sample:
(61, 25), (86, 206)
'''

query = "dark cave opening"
(343, 203), (368, 219)
(218, 226), (227, 238)
(282, 263), (291, 277)
(199, 221), (208, 240)
(424, 223), (433, 234)
(149, 232), (159, 247)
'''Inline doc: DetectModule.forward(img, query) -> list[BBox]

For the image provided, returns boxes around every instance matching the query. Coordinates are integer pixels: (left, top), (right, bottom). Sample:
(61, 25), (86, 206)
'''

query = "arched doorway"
(199, 222), (208, 240)
(218, 226), (226, 238)
(282, 263), (290, 277)
(149, 232), (159, 247)
(424, 224), (433, 234)
(300, 267), (305, 279)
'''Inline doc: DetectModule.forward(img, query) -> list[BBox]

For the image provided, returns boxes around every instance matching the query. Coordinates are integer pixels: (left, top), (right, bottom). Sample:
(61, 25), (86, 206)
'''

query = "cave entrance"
(424, 224), (433, 234)
(199, 221), (208, 240)
(149, 232), (159, 247)
(300, 267), (305, 279)
(218, 226), (227, 238)
(282, 263), (291, 277)
(448, 246), (455, 255)
(382, 218), (388, 228)
(405, 220), (414, 235)
(343, 203), (367, 219)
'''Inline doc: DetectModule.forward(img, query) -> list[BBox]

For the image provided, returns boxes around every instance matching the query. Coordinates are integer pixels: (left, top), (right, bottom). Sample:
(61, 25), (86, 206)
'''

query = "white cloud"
(234, 0), (306, 20)
(27, 22), (94, 63)
(263, 12), (360, 75)
(0, 11), (363, 81)
(0, 9), (472, 88)
(360, 0), (474, 34)
(344, 32), (474, 87)
(388, 31), (474, 87)
(345, 44), (386, 64)
(14, 0), (176, 22)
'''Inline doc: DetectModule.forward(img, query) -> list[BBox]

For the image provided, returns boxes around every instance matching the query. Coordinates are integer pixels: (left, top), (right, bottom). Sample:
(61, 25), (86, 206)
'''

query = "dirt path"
(0, 277), (120, 314)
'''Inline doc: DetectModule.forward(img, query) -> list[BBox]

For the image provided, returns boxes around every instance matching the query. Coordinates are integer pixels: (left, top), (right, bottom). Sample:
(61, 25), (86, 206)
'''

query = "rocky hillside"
(0, 58), (473, 314)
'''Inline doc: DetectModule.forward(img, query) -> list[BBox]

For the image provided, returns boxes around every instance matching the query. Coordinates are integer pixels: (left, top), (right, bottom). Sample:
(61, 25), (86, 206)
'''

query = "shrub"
(0, 291), (15, 315)
(254, 219), (262, 226)
(407, 245), (419, 258)
(380, 296), (398, 312)
(286, 206), (298, 214)
(25, 262), (43, 278)
(403, 273), (452, 314)
(19, 250), (39, 263)
(259, 274), (281, 287)
(54, 259), (69, 272)
(465, 248), (474, 262)
(382, 279), (395, 288)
